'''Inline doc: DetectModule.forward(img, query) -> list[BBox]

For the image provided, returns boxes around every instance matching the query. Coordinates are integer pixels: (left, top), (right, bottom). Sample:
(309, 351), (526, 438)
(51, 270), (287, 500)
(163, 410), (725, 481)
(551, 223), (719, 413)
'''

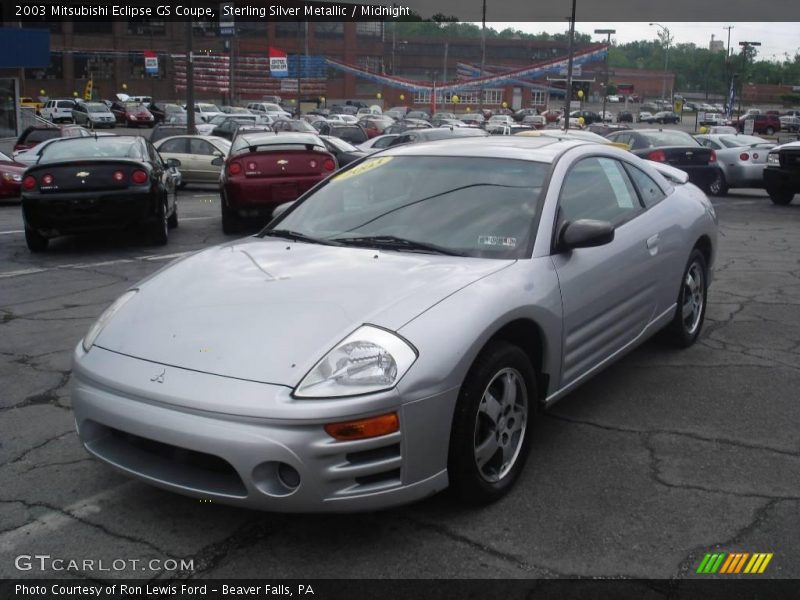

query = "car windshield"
(85, 103), (109, 113)
(270, 156), (547, 259)
(39, 138), (144, 162)
(125, 103), (147, 110)
(25, 129), (61, 144)
(0, 150), (11, 161)
(719, 135), (769, 148)
(323, 136), (359, 152)
(640, 131), (699, 147)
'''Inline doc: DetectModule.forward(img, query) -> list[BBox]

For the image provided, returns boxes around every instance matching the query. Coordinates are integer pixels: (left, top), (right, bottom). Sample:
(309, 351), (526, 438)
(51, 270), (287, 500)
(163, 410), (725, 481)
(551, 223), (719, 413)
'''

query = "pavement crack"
(6, 431), (73, 465)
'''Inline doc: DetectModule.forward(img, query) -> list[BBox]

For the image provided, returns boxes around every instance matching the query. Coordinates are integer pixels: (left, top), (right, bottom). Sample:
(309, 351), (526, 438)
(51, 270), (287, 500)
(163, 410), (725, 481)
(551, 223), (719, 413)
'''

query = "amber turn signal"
(324, 412), (399, 441)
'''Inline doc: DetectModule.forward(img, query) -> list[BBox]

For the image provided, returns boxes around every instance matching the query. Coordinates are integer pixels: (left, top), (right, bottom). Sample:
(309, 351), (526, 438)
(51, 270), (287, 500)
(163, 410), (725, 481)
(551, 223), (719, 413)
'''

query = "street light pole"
(649, 22), (671, 101)
(479, 0), (486, 113)
(595, 29), (615, 125)
(737, 41), (761, 116)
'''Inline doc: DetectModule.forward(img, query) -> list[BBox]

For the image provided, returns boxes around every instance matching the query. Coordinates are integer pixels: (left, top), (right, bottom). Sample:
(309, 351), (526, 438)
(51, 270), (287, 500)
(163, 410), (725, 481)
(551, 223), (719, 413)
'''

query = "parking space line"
(0, 251), (192, 279)
(0, 230), (24, 235)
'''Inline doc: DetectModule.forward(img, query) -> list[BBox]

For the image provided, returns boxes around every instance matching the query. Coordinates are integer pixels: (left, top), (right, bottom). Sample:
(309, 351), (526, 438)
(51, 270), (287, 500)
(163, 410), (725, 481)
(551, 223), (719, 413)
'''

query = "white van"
(41, 99), (76, 123)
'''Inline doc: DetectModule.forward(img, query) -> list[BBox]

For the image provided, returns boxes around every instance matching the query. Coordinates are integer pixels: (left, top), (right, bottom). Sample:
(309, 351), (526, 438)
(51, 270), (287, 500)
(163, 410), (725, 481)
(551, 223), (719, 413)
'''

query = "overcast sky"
(487, 22), (800, 62)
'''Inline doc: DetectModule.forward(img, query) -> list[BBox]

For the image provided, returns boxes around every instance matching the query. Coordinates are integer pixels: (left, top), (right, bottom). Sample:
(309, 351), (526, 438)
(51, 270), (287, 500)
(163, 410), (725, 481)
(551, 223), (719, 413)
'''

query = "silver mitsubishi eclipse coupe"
(71, 136), (717, 512)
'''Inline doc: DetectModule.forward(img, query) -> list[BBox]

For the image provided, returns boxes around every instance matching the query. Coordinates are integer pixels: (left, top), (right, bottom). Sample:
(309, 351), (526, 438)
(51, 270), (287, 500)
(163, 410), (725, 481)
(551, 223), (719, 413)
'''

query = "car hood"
(95, 238), (513, 386)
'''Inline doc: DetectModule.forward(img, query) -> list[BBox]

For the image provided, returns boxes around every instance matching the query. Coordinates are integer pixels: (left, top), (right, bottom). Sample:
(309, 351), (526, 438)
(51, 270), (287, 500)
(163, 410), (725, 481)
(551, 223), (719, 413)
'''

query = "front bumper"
(71, 346), (452, 512)
(23, 188), (158, 235)
(763, 166), (800, 191)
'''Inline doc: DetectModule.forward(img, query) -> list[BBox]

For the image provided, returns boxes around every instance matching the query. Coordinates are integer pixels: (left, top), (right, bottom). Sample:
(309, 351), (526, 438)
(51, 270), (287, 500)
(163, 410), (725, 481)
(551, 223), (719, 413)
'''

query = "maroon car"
(0, 151), (25, 200)
(14, 125), (89, 152)
(219, 132), (337, 234)
(111, 102), (155, 128)
(732, 114), (781, 136)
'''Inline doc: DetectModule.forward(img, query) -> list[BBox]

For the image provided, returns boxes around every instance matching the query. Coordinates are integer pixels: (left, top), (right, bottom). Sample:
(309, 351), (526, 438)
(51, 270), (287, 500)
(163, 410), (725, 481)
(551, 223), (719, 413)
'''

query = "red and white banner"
(268, 47), (288, 78)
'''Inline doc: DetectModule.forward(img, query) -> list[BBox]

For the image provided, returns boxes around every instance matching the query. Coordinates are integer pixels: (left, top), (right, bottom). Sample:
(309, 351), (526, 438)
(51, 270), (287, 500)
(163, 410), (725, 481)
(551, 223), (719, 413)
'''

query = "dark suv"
(763, 141), (800, 205)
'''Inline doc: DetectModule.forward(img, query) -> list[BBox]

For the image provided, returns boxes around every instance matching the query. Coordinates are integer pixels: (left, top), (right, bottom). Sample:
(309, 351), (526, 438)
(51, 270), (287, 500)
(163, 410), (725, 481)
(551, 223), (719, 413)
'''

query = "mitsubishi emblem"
(150, 369), (166, 384)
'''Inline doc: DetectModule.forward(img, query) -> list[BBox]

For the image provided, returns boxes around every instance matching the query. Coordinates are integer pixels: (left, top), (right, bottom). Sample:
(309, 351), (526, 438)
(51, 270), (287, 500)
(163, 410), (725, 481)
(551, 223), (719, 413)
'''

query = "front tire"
(767, 187), (795, 205)
(448, 341), (536, 505)
(664, 249), (708, 347)
(765, 126), (775, 135)
(25, 226), (48, 252)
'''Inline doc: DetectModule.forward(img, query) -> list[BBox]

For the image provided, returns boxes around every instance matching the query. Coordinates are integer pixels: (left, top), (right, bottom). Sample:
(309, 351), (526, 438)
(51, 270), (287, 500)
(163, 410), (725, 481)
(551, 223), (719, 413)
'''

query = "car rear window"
(39, 138), (145, 162)
(640, 131), (699, 147)
(151, 127), (188, 143)
(22, 129), (61, 144)
(57, 101), (74, 108)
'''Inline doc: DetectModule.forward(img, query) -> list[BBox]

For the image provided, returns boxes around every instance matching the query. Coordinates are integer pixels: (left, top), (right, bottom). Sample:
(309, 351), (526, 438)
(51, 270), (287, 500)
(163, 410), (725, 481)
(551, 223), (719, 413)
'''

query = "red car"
(359, 116), (394, 138)
(0, 151), (25, 200)
(732, 114), (781, 136)
(110, 101), (155, 128)
(219, 132), (337, 234)
(14, 125), (89, 152)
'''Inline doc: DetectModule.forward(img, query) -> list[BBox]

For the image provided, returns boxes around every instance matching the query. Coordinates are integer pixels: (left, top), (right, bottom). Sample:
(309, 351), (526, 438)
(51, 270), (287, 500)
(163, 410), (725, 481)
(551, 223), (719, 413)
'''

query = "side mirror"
(558, 219), (615, 251)
(210, 156), (224, 167)
(271, 201), (296, 220)
(166, 158), (181, 168)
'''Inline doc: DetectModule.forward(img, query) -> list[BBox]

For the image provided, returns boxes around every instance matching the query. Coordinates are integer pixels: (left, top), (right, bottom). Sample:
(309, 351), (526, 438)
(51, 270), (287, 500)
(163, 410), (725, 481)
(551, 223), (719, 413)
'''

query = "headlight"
(130, 115), (137, 120)
(767, 153), (780, 165)
(294, 325), (417, 398)
(82, 290), (138, 352)
(1, 172), (21, 183)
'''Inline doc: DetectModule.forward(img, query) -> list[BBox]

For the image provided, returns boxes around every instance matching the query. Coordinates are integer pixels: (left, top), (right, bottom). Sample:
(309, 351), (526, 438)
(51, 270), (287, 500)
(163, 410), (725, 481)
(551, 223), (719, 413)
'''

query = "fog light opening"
(252, 461), (301, 497)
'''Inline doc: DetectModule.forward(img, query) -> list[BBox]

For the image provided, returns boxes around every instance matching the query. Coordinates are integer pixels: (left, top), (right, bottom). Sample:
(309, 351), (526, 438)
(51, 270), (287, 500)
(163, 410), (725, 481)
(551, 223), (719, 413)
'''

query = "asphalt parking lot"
(1, 164), (799, 579)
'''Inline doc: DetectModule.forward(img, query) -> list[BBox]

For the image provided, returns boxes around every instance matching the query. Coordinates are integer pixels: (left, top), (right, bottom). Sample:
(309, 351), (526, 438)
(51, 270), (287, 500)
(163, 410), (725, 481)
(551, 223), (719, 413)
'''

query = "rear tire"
(663, 249), (708, 348)
(221, 201), (239, 234)
(167, 201), (179, 229)
(767, 188), (795, 205)
(448, 341), (536, 505)
(25, 226), (48, 253)
(707, 170), (728, 196)
(149, 198), (169, 245)
(765, 127), (775, 135)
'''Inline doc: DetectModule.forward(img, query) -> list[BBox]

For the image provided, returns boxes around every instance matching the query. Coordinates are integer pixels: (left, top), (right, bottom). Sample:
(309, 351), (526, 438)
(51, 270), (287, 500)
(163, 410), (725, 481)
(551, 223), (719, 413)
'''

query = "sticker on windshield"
(332, 156), (393, 182)
(478, 235), (517, 248)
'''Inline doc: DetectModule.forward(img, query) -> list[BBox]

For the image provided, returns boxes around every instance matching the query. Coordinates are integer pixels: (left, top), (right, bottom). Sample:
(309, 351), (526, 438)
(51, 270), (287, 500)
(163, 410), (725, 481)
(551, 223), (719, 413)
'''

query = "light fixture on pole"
(649, 22), (671, 101)
(594, 29), (615, 126)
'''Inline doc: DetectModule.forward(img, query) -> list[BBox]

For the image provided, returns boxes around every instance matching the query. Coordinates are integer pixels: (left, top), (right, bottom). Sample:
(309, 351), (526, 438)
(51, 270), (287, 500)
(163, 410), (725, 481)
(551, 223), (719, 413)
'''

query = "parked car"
(384, 119), (434, 134)
(197, 114), (269, 137)
(151, 124), (189, 144)
(616, 111), (634, 123)
(246, 102), (291, 119)
(780, 116), (800, 133)
(654, 111), (680, 124)
(387, 127), (489, 147)
(19, 96), (45, 114)
(40, 99), (76, 124)
(0, 150), (25, 201)
(21, 136), (180, 251)
(111, 102), (155, 127)
(456, 113), (485, 127)
(189, 103), (224, 123)
(561, 110), (603, 126)
(606, 129), (722, 194)
(587, 123), (631, 137)
(14, 125), (88, 152)
(220, 106), (253, 115)
(315, 122), (369, 144)
(218, 132), (337, 233)
(358, 134), (400, 154)
(13, 131), (115, 166)
(272, 120), (318, 134)
(487, 115), (515, 127)
(71, 101), (117, 128)
(732, 114), (781, 136)
(406, 111), (431, 121)
(148, 102), (187, 123)
(638, 112), (655, 123)
(763, 141), (800, 205)
(70, 136), (718, 511)
(699, 113), (728, 126)
(154, 135), (231, 187)
(694, 134), (775, 195)
(317, 135), (367, 167)
(521, 115), (546, 128)
(358, 116), (395, 138)
(512, 108), (539, 122)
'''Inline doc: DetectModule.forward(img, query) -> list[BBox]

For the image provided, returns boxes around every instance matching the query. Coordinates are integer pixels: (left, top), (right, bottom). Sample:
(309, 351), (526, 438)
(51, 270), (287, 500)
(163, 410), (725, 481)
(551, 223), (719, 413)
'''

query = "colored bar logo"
(697, 552), (773, 574)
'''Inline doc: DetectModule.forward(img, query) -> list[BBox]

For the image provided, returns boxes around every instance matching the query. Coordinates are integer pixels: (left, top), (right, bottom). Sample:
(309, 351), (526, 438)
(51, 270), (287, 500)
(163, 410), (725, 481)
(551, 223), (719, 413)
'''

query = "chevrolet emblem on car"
(277, 160), (289, 165)
(76, 171), (90, 177)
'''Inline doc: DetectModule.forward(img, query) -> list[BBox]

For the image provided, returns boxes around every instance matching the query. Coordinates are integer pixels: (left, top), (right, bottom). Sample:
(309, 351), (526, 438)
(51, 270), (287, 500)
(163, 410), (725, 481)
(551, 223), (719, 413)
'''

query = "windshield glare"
(272, 156), (547, 259)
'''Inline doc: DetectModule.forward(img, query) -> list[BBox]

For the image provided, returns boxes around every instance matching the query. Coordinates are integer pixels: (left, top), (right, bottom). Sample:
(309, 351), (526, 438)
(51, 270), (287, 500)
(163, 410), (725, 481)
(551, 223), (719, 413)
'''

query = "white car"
(599, 110), (614, 123)
(195, 114), (271, 136)
(638, 111), (655, 123)
(487, 115), (515, 127)
(190, 103), (224, 123)
(358, 133), (400, 153)
(327, 114), (359, 124)
(246, 102), (292, 119)
(41, 99), (76, 124)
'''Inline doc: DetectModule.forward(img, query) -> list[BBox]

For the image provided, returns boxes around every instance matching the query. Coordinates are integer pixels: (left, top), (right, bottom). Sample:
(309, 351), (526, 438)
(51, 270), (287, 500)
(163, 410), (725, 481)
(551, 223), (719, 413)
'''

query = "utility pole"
(595, 29), (615, 125)
(650, 22), (671, 101)
(737, 41), (761, 116)
(443, 41), (449, 83)
(724, 25), (734, 59)
(564, 0), (577, 132)
(479, 0), (486, 113)
(185, 21), (196, 135)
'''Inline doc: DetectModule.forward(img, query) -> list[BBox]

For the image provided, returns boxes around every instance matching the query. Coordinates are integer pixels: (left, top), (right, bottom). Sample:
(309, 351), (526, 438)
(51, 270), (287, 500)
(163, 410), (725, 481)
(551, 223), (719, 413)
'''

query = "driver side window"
(558, 157), (642, 227)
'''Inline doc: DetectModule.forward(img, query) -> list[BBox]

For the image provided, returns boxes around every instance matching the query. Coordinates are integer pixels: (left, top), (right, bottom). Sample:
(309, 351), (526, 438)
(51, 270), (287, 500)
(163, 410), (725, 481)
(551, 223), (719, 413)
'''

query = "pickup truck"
(763, 141), (800, 205)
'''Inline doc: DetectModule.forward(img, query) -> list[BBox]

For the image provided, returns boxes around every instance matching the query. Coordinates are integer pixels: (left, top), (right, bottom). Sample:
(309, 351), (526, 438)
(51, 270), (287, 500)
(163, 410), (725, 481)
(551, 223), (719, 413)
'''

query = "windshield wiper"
(260, 229), (342, 246)
(331, 235), (464, 256)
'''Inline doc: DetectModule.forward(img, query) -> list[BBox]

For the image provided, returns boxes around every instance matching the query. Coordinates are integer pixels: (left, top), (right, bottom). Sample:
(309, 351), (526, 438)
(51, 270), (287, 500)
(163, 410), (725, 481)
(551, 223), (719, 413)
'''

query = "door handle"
(646, 234), (660, 254)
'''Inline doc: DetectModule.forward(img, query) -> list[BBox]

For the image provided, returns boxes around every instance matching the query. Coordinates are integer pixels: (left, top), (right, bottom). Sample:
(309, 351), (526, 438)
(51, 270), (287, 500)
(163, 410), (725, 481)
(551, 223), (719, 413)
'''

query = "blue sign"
(0, 28), (50, 68)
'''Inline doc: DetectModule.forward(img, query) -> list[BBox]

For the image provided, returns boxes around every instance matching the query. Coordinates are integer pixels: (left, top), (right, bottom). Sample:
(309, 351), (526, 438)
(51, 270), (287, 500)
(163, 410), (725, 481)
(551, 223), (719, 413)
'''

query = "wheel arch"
(693, 234), (713, 271)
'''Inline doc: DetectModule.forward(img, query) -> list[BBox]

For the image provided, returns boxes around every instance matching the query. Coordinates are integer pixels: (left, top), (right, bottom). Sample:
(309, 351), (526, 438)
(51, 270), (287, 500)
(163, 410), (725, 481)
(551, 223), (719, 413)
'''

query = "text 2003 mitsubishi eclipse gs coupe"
(71, 137), (717, 512)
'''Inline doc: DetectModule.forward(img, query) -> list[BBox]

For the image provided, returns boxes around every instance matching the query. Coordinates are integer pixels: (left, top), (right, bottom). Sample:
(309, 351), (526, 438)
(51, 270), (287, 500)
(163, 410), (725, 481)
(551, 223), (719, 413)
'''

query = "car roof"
(378, 135), (587, 162)
(236, 132), (320, 145)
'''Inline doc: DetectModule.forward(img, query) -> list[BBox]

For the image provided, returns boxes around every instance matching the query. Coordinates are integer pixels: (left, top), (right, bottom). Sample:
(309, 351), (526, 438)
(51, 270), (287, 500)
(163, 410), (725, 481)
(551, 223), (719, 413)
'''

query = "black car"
(384, 119), (434, 135)
(21, 136), (180, 251)
(763, 142), (800, 205)
(318, 135), (367, 167)
(315, 123), (369, 144)
(211, 116), (275, 141)
(569, 110), (603, 125)
(605, 129), (722, 193)
(617, 111), (634, 123)
(513, 108), (539, 122)
(148, 102), (187, 124)
(654, 111), (681, 124)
